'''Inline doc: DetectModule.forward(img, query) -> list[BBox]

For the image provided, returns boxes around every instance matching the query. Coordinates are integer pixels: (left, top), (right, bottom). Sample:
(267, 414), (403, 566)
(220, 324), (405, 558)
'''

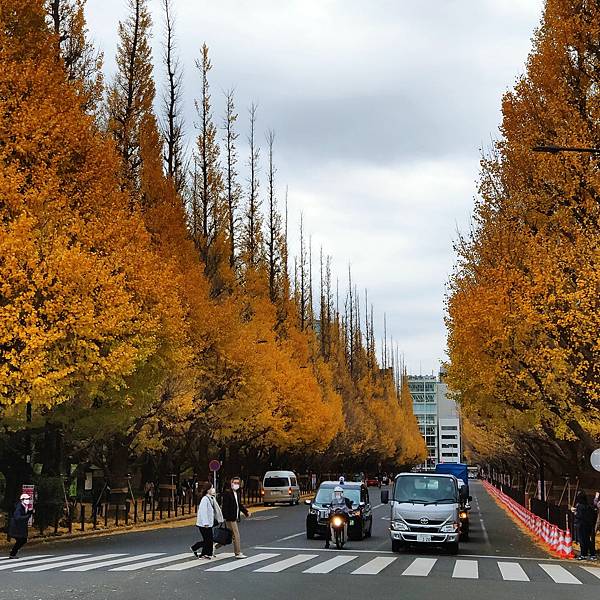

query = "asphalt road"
(2, 481), (599, 600)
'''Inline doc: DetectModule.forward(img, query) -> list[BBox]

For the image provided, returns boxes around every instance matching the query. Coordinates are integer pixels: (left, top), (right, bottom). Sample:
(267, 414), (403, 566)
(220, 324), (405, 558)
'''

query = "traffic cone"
(563, 528), (573, 559)
(551, 526), (558, 551)
(557, 529), (565, 557)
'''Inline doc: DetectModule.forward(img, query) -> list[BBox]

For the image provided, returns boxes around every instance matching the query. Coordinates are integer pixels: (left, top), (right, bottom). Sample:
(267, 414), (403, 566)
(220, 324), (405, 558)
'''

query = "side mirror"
(304, 499), (312, 505)
(381, 489), (389, 504)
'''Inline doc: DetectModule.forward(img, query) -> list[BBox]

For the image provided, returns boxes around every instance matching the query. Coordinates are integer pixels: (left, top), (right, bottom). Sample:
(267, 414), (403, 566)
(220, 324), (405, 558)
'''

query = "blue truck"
(435, 463), (471, 541)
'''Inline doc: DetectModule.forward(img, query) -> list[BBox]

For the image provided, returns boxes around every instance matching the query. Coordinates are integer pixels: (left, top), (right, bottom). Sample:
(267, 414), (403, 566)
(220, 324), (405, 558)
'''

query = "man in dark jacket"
(8, 493), (34, 558)
(220, 477), (249, 558)
(574, 491), (597, 560)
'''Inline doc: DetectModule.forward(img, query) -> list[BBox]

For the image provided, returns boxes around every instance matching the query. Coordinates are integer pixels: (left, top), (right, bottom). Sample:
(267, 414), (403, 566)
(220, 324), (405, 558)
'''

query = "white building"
(408, 368), (461, 468)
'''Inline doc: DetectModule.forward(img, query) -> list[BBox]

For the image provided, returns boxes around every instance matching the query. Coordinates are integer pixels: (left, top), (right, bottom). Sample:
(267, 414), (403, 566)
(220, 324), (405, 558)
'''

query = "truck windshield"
(394, 476), (458, 504)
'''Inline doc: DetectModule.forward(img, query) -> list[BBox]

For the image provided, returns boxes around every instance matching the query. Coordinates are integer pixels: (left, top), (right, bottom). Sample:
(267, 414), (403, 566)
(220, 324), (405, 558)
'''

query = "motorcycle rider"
(325, 486), (353, 549)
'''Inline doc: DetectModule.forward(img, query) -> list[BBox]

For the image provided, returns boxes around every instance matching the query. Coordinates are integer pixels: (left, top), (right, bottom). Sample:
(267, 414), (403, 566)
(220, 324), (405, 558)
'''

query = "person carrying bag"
(191, 482), (222, 560)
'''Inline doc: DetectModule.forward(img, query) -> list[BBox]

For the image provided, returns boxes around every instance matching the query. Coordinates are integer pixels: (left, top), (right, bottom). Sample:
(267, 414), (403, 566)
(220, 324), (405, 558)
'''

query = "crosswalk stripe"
(206, 553), (279, 572)
(452, 559), (478, 579)
(0, 555), (51, 563)
(582, 566), (600, 580)
(303, 555), (357, 574)
(110, 553), (192, 571)
(158, 553), (236, 571)
(539, 564), (582, 585)
(402, 557), (437, 577)
(351, 556), (397, 575)
(0, 554), (89, 571)
(498, 561), (530, 581)
(63, 553), (164, 571)
(16, 554), (125, 572)
(255, 554), (318, 573)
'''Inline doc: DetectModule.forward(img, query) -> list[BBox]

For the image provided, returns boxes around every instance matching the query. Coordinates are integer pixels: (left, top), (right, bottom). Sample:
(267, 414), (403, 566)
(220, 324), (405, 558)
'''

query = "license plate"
(318, 510), (329, 520)
(416, 534), (432, 542)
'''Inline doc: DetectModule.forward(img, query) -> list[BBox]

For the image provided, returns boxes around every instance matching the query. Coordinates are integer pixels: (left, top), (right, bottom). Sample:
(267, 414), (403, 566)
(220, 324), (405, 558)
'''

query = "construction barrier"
(482, 480), (572, 559)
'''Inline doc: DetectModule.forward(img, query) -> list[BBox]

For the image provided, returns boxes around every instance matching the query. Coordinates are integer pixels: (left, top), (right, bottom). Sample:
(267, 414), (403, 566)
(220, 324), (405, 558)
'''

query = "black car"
(305, 481), (373, 541)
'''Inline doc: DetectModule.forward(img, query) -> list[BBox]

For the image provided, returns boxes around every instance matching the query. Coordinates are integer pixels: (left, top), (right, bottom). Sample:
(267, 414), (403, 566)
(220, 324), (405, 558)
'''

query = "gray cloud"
(86, 0), (543, 373)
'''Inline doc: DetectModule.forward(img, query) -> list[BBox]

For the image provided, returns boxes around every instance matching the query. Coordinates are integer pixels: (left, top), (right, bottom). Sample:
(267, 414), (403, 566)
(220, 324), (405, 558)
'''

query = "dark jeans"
(10, 537), (27, 557)
(577, 524), (594, 556)
(191, 526), (213, 557)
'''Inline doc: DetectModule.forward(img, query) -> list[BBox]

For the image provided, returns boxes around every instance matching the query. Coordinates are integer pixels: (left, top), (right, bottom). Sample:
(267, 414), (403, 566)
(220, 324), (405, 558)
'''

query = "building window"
(442, 444), (458, 448)
(424, 383), (435, 392)
(442, 452), (458, 458)
(441, 426), (458, 431)
(441, 434), (456, 440)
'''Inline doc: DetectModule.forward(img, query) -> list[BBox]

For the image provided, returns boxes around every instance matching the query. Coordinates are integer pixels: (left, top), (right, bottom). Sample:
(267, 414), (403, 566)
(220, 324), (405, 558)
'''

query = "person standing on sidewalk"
(221, 476), (250, 559)
(574, 491), (596, 560)
(191, 482), (221, 560)
(8, 493), (34, 559)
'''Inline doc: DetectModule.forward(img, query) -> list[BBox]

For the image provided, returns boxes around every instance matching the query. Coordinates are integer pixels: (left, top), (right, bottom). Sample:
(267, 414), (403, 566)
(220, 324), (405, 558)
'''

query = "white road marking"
(64, 553), (164, 571)
(110, 553), (192, 571)
(255, 546), (394, 554)
(479, 517), (490, 545)
(303, 555), (357, 574)
(251, 515), (279, 521)
(540, 564), (582, 584)
(275, 531), (306, 542)
(0, 554), (89, 571)
(0, 555), (51, 562)
(402, 557), (437, 577)
(158, 553), (236, 571)
(255, 554), (318, 572)
(582, 566), (600, 580)
(16, 554), (125, 572)
(498, 561), (530, 581)
(372, 503), (384, 510)
(351, 556), (397, 575)
(452, 559), (478, 579)
(206, 553), (279, 572)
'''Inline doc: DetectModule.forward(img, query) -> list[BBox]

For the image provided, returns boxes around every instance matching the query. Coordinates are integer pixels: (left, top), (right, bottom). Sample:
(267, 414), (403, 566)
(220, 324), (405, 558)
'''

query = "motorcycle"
(328, 510), (348, 550)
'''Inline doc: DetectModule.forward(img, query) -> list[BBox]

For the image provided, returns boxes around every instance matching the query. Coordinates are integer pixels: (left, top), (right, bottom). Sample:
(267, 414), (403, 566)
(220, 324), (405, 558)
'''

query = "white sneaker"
(234, 553), (247, 559)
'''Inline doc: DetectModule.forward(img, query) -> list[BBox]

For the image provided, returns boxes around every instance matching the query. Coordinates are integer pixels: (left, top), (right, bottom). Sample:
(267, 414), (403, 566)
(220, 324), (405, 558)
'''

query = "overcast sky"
(86, 0), (543, 375)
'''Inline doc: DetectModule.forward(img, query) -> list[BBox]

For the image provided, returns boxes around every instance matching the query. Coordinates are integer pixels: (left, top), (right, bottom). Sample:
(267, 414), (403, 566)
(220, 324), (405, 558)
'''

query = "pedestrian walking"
(573, 491), (596, 560)
(8, 493), (34, 558)
(191, 482), (223, 560)
(221, 476), (250, 559)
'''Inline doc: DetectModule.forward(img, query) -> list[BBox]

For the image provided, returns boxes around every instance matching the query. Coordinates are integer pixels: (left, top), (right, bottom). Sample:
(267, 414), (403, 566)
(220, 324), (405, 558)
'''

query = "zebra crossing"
(2, 551), (600, 584)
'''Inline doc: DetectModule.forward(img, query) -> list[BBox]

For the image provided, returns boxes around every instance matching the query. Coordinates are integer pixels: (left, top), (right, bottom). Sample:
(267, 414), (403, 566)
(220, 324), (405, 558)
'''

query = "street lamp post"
(533, 144), (600, 154)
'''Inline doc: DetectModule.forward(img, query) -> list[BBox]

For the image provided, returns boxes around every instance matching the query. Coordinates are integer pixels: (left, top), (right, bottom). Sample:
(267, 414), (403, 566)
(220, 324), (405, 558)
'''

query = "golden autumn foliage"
(446, 0), (600, 472)
(0, 0), (425, 483)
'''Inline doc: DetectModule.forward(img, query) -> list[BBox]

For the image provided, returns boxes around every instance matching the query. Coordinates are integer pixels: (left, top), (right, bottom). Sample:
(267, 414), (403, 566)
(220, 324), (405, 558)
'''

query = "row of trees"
(0, 0), (425, 507)
(446, 0), (600, 482)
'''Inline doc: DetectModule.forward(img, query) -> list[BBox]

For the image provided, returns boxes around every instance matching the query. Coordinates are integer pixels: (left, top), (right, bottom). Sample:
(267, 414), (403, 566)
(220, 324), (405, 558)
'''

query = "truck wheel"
(447, 542), (459, 555)
(392, 540), (403, 553)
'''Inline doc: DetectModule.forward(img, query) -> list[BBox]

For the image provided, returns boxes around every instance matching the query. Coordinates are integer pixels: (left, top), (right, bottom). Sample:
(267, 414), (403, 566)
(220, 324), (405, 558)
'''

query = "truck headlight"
(391, 521), (408, 531)
(441, 522), (459, 533)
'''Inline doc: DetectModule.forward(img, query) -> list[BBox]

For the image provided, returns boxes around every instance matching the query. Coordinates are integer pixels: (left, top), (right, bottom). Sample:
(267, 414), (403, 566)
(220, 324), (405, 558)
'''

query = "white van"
(262, 470), (301, 505)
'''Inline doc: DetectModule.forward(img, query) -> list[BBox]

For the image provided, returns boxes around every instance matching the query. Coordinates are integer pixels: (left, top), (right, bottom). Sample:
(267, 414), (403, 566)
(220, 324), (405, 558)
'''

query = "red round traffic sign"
(209, 460), (221, 472)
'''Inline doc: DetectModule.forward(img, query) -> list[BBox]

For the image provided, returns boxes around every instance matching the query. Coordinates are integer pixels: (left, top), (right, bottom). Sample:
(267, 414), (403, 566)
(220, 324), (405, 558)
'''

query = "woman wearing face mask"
(8, 493), (34, 558)
(221, 476), (250, 558)
(191, 482), (223, 559)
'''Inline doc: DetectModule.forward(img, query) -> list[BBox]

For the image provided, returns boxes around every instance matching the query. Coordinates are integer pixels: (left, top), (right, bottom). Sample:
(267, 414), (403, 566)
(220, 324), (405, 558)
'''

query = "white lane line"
(206, 553), (279, 572)
(64, 553), (164, 572)
(303, 555), (357, 574)
(16, 554), (125, 572)
(539, 564), (582, 584)
(251, 515), (279, 521)
(498, 562), (530, 582)
(0, 554), (89, 571)
(352, 556), (397, 575)
(372, 503), (384, 510)
(479, 518), (490, 545)
(158, 552), (236, 571)
(402, 558), (437, 577)
(110, 553), (192, 571)
(452, 559), (478, 579)
(255, 546), (394, 554)
(582, 566), (600, 580)
(255, 554), (318, 573)
(275, 531), (305, 542)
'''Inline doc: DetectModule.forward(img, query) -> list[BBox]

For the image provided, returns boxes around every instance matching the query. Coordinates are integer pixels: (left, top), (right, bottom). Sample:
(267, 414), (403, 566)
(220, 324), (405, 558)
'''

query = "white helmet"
(333, 485), (344, 501)
(338, 476), (345, 485)
(20, 493), (31, 501)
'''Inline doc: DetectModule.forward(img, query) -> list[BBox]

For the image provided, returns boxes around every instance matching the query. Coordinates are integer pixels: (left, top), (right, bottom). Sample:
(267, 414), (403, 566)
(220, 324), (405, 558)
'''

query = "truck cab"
(381, 473), (461, 554)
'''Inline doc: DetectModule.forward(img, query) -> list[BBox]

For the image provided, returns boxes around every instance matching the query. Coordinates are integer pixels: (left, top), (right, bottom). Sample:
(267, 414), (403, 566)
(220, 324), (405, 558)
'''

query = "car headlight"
(391, 521), (408, 531)
(441, 522), (459, 533)
(309, 507), (318, 515)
